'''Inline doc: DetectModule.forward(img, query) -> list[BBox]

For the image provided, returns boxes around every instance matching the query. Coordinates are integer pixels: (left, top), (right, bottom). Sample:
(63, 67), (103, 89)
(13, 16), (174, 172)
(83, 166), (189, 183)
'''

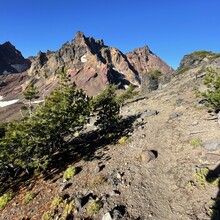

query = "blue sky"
(1, 0), (220, 69)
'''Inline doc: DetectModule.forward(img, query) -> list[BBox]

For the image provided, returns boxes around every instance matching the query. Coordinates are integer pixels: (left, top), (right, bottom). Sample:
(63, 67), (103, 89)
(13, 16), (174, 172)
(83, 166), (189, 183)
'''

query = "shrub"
(63, 167), (76, 180)
(87, 198), (102, 216)
(50, 196), (63, 209)
(194, 167), (219, 187)
(0, 193), (13, 209)
(90, 176), (107, 189)
(190, 138), (202, 148)
(61, 200), (75, 219)
(42, 212), (52, 220)
(118, 136), (129, 144)
(200, 66), (220, 112)
(24, 192), (36, 203)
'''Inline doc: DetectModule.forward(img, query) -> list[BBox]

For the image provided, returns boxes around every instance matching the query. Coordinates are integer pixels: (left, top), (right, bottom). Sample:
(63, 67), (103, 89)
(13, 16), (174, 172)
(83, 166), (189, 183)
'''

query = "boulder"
(201, 140), (220, 151)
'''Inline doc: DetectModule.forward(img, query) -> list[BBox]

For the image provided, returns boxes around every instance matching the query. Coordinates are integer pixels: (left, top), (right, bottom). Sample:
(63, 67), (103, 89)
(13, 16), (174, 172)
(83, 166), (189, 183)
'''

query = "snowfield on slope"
(0, 99), (19, 107)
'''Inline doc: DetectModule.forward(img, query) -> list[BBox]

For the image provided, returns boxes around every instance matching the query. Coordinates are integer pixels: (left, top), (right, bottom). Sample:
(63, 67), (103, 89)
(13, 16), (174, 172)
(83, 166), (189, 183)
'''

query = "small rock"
(201, 140), (220, 151)
(110, 190), (121, 197)
(142, 110), (158, 118)
(140, 134), (146, 139)
(169, 112), (183, 120)
(116, 172), (122, 179)
(141, 150), (157, 162)
(192, 121), (198, 126)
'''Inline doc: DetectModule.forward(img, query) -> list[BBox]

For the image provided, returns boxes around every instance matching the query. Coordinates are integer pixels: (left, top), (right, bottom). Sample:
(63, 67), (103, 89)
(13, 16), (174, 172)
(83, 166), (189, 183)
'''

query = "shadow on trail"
(1, 114), (141, 194)
(206, 164), (220, 220)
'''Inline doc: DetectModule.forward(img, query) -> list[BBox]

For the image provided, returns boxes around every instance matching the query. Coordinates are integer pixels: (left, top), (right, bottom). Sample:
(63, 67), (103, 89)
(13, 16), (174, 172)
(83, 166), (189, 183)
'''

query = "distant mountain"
(0, 42), (30, 74)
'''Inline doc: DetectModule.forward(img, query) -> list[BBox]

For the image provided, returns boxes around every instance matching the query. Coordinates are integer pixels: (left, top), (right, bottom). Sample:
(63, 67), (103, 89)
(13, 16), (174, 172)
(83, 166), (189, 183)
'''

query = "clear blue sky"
(1, 0), (220, 69)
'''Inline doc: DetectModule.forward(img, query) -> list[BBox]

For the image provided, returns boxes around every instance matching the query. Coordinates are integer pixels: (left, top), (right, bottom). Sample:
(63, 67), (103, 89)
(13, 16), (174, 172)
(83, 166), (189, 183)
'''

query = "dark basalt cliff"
(0, 42), (30, 74)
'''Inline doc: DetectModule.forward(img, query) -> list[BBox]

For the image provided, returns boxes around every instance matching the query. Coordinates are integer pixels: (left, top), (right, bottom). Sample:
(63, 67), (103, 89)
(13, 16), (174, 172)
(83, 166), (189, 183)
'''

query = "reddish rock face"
(126, 46), (173, 76)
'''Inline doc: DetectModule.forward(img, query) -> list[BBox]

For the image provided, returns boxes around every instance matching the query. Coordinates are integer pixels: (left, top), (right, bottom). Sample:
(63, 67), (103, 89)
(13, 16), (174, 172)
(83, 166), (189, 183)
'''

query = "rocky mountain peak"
(126, 46), (173, 75)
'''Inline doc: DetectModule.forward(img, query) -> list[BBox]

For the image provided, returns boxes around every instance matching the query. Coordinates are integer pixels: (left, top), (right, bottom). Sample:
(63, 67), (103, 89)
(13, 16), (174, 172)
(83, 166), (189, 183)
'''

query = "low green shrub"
(0, 193), (13, 209)
(118, 136), (129, 144)
(190, 138), (202, 148)
(24, 192), (36, 203)
(87, 198), (102, 216)
(63, 167), (76, 180)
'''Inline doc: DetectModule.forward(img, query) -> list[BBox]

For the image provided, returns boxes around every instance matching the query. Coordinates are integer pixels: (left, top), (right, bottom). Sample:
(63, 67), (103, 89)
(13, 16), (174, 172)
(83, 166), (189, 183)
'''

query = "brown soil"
(1, 71), (220, 219)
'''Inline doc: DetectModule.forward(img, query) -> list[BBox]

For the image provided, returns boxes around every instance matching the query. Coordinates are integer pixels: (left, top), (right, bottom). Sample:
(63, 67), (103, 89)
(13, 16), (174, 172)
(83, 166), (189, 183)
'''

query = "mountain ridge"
(0, 31), (173, 97)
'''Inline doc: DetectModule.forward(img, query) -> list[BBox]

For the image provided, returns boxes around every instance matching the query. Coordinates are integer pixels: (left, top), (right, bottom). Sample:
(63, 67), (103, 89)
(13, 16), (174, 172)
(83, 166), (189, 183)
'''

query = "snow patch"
(3, 70), (10, 74)
(80, 55), (87, 63)
(24, 100), (44, 104)
(11, 64), (28, 72)
(0, 99), (19, 107)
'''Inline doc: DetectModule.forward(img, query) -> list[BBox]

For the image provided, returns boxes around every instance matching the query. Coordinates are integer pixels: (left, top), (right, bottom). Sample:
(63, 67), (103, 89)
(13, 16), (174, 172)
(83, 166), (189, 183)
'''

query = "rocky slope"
(0, 42), (30, 74)
(1, 51), (220, 219)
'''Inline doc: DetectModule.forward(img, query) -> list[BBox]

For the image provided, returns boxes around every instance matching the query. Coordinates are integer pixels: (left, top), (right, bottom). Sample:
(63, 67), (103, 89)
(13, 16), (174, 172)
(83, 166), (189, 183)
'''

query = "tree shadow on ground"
(206, 164), (220, 220)
(0, 113), (141, 194)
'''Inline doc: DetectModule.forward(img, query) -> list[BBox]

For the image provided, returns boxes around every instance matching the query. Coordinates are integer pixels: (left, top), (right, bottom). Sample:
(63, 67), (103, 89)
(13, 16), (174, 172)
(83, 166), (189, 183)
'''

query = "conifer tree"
(91, 85), (120, 132)
(23, 84), (39, 117)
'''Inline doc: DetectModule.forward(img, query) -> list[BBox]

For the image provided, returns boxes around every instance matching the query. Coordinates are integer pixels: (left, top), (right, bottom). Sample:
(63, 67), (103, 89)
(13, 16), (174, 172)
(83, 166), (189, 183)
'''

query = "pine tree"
(23, 84), (39, 117)
(91, 85), (120, 132)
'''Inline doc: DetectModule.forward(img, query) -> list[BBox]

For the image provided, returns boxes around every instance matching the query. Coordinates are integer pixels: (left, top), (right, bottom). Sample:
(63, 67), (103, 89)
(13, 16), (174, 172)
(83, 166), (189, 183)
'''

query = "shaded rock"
(0, 42), (30, 74)
(75, 197), (82, 210)
(169, 112), (183, 120)
(201, 140), (220, 151)
(111, 205), (126, 219)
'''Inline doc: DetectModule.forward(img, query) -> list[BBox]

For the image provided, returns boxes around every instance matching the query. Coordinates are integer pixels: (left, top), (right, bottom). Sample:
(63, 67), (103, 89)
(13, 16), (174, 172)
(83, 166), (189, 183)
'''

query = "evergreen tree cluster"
(0, 69), (137, 181)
